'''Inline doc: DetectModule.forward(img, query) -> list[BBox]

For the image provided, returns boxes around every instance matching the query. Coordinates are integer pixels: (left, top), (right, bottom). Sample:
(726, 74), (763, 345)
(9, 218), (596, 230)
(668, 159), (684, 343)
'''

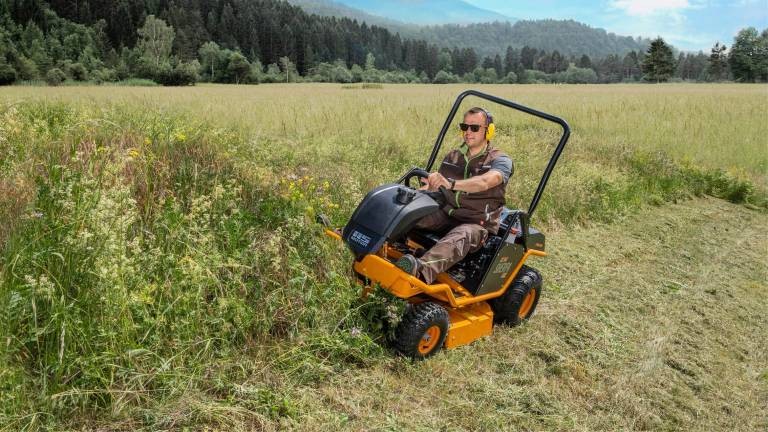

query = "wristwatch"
(449, 178), (456, 190)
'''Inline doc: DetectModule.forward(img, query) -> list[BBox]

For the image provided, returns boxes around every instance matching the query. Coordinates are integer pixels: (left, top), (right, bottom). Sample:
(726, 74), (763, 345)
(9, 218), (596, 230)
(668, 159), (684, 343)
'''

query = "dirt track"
(299, 197), (768, 431)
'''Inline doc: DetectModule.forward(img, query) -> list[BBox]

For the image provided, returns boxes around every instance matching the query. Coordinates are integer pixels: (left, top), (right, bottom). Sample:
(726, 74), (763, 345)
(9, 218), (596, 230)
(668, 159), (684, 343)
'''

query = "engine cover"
(343, 184), (439, 259)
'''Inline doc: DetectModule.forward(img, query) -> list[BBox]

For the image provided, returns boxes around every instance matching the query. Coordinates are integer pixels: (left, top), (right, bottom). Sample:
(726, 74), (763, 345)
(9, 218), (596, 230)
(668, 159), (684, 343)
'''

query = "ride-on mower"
(320, 90), (570, 359)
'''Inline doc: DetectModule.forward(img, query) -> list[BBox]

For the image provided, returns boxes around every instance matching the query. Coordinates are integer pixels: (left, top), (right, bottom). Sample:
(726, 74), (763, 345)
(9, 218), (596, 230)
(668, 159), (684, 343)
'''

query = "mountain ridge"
(323, 0), (515, 25)
(288, 0), (650, 58)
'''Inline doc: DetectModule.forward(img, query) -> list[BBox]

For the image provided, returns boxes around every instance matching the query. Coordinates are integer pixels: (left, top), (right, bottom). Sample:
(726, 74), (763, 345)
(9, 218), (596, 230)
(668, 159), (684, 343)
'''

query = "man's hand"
(422, 172), (451, 191)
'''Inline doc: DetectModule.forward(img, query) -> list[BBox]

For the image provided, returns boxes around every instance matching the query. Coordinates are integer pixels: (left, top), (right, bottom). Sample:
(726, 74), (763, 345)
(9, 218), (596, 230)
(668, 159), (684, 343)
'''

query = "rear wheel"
(394, 302), (449, 359)
(490, 265), (542, 326)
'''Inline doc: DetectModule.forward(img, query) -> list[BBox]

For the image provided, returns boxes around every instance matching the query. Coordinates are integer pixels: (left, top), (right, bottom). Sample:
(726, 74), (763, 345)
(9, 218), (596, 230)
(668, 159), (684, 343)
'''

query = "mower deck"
(326, 228), (541, 349)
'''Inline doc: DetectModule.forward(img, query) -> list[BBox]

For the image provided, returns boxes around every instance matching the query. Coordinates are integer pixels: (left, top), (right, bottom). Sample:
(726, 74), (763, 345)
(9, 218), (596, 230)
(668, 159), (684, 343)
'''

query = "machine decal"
(350, 230), (372, 248)
(493, 262), (512, 274)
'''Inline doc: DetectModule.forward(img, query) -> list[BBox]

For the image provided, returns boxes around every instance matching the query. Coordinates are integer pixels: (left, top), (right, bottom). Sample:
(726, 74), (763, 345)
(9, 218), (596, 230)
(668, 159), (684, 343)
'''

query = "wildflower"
(127, 148), (140, 158)
(144, 137), (151, 146)
(175, 131), (187, 142)
(350, 327), (362, 337)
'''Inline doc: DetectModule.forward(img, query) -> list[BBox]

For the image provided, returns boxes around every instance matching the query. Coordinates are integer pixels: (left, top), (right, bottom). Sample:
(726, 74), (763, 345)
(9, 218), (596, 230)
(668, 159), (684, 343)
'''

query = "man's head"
(461, 107), (493, 149)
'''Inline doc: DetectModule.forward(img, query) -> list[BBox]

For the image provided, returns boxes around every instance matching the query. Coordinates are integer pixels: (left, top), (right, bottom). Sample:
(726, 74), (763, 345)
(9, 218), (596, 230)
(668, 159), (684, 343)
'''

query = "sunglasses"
(459, 123), (486, 132)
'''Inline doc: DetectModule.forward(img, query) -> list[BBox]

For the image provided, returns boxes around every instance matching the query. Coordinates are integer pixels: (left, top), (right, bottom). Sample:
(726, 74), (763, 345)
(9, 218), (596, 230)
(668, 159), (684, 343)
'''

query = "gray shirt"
(490, 154), (514, 184)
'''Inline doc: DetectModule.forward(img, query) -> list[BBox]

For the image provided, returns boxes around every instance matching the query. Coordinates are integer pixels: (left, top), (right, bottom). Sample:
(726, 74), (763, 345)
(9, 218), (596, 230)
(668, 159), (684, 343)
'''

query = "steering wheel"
(402, 167), (430, 189)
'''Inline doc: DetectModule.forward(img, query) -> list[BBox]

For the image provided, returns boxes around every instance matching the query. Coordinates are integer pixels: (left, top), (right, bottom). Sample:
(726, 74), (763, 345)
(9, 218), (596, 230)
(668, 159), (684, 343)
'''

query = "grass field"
(0, 83), (766, 431)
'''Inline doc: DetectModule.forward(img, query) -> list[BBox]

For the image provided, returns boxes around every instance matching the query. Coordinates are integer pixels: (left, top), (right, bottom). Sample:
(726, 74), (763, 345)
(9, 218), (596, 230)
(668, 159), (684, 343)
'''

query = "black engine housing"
(342, 184), (440, 259)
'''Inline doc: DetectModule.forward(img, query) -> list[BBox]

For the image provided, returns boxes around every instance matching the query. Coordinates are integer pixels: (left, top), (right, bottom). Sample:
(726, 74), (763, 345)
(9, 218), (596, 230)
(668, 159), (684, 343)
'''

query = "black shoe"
(395, 254), (421, 277)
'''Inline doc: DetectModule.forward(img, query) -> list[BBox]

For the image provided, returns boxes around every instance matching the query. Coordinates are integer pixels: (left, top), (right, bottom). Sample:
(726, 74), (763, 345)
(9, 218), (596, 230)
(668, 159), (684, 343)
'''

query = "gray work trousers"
(414, 210), (488, 283)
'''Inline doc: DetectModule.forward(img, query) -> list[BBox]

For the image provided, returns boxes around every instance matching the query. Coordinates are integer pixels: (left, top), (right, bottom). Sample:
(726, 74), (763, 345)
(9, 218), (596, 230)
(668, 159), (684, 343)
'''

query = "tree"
(278, 56), (297, 83)
(136, 15), (174, 73)
(759, 29), (768, 82)
(0, 61), (17, 85)
(621, 51), (641, 81)
(642, 37), (675, 82)
(437, 50), (452, 72)
(520, 46), (537, 69)
(227, 51), (250, 84)
(492, 54), (503, 77)
(597, 54), (622, 82)
(248, 59), (265, 83)
(363, 53), (381, 82)
(729, 27), (768, 82)
(263, 63), (282, 83)
(577, 54), (592, 69)
(365, 52), (376, 71)
(199, 41), (223, 82)
(503, 46), (520, 76)
(708, 42), (728, 81)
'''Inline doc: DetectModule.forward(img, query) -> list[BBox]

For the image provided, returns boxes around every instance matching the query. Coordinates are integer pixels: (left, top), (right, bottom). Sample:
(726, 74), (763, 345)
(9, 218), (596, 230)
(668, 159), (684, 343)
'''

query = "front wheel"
(490, 265), (542, 326)
(393, 302), (449, 359)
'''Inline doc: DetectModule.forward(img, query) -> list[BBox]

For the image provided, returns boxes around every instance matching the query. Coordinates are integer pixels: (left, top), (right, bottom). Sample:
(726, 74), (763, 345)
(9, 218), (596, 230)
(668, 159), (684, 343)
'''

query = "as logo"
(493, 262), (512, 274)
(350, 230), (371, 247)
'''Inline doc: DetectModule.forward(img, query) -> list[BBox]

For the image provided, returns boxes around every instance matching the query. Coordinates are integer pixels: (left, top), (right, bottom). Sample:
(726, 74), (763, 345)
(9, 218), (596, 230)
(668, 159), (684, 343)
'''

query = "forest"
(0, 0), (766, 86)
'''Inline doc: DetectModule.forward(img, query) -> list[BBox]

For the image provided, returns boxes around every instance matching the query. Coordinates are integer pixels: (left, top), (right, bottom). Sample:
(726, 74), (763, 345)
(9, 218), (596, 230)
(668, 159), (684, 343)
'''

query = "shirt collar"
(459, 143), (490, 158)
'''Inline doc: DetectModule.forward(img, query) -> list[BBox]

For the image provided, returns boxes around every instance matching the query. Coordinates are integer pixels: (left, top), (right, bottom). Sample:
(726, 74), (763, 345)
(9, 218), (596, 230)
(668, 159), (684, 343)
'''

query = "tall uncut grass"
(0, 83), (766, 429)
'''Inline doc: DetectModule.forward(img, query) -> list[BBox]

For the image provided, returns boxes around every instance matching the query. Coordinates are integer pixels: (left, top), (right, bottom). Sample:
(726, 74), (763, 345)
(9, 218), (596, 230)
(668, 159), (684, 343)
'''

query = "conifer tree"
(642, 37), (675, 82)
(708, 42), (728, 81)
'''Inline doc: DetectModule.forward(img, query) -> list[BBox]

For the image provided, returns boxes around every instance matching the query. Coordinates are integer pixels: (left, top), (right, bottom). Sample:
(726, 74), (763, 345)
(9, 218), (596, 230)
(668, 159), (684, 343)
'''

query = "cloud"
(610, 0), (692, 16)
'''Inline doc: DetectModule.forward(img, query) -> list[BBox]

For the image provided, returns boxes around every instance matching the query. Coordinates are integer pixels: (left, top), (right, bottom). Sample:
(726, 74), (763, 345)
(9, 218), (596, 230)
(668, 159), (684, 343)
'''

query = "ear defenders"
(459, 107), (497, 141)
(485, 116), (496, 141)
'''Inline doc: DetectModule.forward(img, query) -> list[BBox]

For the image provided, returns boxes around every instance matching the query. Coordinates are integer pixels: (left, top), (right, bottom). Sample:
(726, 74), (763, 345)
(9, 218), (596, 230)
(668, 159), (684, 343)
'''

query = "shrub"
(91, 68), (118, 84)
(0, 62), (17, 85)
(14, 56), (39, 80)
(45, 68), (66, 86)
(432, 70), (460, 84)
(499, 71), (518, 84)
(154, 61), (199, 86)
(65, 62), (89, 81)
(558, 65), (598, 84)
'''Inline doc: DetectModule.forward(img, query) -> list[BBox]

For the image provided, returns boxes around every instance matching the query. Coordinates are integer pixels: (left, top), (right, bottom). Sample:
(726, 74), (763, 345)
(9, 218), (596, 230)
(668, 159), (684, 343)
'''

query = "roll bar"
(425, 90), (570, 217)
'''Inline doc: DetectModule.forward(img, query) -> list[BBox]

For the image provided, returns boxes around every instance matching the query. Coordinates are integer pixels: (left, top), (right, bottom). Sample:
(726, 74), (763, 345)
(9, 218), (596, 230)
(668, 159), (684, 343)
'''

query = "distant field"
(0, 83), (766, 430)
(2, 83), (765, 175)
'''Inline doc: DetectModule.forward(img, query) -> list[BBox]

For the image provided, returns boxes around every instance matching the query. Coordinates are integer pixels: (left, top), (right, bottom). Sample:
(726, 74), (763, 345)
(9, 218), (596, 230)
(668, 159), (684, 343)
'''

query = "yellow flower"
(127, 148), (140, 158)
(175, 132), (187, 142)
(144, 137), (151, 146)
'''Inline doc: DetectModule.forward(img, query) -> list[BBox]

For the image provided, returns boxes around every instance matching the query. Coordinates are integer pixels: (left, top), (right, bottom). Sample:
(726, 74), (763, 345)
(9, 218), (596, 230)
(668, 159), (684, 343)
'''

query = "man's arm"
(424, 170), (503, 193)
(425, 154), (512, 193)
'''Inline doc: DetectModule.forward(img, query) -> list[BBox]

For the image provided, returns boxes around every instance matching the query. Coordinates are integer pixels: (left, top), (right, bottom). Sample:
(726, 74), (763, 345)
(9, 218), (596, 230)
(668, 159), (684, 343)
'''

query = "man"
(396, 107), (513, 283)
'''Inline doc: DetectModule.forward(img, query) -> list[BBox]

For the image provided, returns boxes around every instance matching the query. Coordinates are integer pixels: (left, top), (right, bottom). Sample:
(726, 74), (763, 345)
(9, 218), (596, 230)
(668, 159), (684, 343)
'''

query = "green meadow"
(1, 83), (766, 431)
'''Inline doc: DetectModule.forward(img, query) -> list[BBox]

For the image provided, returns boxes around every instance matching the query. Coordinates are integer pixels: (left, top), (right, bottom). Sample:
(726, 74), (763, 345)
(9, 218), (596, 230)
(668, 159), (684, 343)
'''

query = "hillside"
(289, 0), (649, 58)
(286, 0), (417, 30)
(327, 0), (513, 24)
(412, 20), (650, 59)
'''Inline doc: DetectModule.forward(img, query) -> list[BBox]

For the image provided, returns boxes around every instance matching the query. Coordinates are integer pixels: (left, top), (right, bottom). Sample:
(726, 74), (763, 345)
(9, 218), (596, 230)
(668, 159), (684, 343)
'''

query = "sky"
(462, 0), (768, 52)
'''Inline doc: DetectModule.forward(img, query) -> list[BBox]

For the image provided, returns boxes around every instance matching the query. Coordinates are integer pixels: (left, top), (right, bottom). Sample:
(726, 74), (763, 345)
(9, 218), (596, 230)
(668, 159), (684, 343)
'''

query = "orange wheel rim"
(518, 288), (536, 318)
(417, 325), (441, 354)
